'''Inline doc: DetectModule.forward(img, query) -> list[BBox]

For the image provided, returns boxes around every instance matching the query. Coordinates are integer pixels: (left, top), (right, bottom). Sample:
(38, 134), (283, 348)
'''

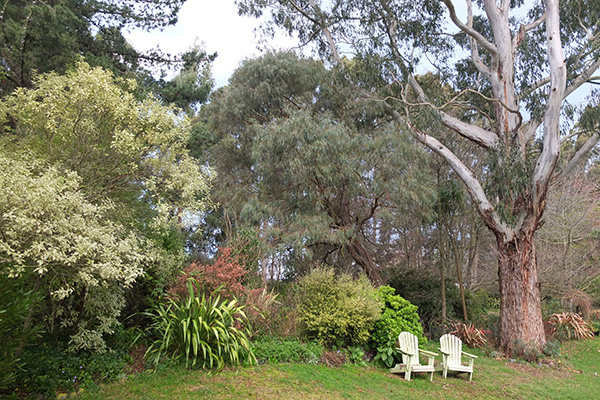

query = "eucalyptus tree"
(236, 0), (600, 354)
(203, 52), (432, 283)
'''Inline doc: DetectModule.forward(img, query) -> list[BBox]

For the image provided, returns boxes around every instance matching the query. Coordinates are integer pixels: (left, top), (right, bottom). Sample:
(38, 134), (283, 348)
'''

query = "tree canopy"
(236, 0), (600, 354)
(200, 51), (433, 283)
(0, 0), (215, 106)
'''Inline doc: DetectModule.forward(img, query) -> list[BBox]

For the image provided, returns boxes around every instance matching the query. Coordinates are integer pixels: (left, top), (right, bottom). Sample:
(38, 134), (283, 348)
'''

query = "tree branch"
(512, 13), (546, 53)
(382, 102), (512, 240)
(557, 132), (600, 180)
(405, 77), (500, 148)
(532, 0), (566, 216)
(307, 0), (342, 65)
(441, 0), (498, 57)
(467, 0), (491, 78)
(564, 58), (600, 100)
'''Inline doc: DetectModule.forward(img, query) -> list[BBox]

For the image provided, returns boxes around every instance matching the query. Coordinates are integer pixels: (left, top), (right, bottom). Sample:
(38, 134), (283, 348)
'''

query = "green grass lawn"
(75, 337), (600, 400)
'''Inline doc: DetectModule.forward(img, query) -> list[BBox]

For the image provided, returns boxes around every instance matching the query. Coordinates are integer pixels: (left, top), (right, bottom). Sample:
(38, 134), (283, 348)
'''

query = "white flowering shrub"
(0, 62), (213, 351)
(0, 153), (145, 350)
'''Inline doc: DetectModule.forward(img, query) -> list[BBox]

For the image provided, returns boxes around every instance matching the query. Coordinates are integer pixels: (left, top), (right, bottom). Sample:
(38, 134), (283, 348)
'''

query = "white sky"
(124, 0), (299, 87)
(124, 1), (593, 106)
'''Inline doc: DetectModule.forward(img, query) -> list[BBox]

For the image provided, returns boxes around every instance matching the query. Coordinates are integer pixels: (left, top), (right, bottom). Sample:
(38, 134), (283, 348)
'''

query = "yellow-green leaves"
(0, 61), (212, 351)
(2, 60), (212, 226)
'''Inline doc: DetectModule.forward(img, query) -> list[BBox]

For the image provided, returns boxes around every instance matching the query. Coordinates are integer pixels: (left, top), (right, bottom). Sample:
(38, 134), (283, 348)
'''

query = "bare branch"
(557, 132), (600, 180)
(467, 0), (491, 78)
(379, 101), (512, 239)
(512, 13), (546, 52)
(522, 120), (541, 144)
(564, 58), (600, 100)
(532, 0), (566, 215)
(441, 0), (498, 56)
(406, 76), (500, 148)
(307, 0), (342, 65)
(523, 76), (551, 98)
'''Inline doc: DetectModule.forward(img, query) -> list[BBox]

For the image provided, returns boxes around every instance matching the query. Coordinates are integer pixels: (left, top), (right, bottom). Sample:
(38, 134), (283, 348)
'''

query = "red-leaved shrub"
(169, 247), (248, 300)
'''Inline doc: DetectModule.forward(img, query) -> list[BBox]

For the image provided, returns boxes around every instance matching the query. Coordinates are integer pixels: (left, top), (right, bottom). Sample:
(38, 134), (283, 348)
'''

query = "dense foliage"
(201, 51), (432, 283)
(0, 62), (211, 354)
(297, 267), (381, 346)
(146, 280), (255, 369)
(0, 0), (204, 95)
(371, 286), (425, 348)
(168, 247), (248, 300)
(370, 286), (425, 368)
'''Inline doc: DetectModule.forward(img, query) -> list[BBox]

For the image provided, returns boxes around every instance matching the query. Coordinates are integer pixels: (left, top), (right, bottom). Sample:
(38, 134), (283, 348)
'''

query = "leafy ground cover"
(74, 337), (600, 400)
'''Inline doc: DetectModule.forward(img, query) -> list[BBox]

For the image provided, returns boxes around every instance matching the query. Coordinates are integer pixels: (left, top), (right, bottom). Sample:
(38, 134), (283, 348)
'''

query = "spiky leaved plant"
(146, 279), (255, 369)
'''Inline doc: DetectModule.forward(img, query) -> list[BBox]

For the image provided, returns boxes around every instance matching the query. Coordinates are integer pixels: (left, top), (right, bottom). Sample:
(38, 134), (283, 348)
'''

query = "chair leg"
(443, 366), (447, 379)
(405, 369), (411, 381)
(428, 370), (434, 382)
(468, 371), (473, 382)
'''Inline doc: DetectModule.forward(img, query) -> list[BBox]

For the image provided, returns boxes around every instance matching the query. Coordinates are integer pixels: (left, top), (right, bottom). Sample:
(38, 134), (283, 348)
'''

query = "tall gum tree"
(236, 0), (600, 354)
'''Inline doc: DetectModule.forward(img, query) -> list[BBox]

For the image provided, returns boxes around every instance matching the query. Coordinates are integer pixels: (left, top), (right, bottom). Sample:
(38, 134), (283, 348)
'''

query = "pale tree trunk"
(268, 0), (573, 357)
(497, 230), (545, 353)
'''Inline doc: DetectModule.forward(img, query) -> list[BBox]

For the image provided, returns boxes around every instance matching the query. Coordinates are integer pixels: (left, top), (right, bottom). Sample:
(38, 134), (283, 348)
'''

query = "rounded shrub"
(297, 267), (381, 347)
(371, 286), (425, 368)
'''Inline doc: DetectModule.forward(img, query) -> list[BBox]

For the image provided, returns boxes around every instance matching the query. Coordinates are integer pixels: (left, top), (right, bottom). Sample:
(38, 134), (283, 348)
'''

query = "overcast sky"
(124, 1), (593, 106)
(125, 1), (299, 87)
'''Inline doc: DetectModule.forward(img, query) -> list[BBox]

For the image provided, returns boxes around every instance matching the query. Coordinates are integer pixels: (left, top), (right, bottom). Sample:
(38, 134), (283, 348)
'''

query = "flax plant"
(146, 279), (255, 369)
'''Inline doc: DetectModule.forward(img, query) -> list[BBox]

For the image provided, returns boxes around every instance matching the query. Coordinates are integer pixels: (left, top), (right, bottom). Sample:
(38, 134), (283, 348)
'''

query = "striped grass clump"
(145, 279), (255, 369)
(548, 312), (594, 341)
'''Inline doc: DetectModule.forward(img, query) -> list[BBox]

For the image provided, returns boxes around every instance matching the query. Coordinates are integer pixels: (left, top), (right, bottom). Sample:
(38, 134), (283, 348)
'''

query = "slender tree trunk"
(467, 225), (480, 289)
(440, 256), (447, 321)
(451, 234), (468, 321)
(497, 232), (546, 354)
(439, 213), (447, 320)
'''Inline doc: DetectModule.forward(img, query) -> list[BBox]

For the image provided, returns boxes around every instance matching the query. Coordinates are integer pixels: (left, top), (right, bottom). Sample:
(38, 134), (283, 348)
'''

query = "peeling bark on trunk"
(497, 232), (546, 354)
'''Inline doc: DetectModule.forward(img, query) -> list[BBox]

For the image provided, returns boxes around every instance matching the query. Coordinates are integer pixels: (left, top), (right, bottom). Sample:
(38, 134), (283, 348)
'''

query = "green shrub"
(251, 338), (323, 364)
(297, 267), (381, 346)
(145, 279), (256, 369)
(388, 269), (464, 332)
(0, 275), (41, 392)
(5, 327), (136, 398)
(370, 286), (424, 368)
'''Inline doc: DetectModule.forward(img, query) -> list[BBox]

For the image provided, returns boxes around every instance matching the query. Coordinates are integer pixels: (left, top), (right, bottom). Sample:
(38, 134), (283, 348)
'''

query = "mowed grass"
(76, 337), (600, 400)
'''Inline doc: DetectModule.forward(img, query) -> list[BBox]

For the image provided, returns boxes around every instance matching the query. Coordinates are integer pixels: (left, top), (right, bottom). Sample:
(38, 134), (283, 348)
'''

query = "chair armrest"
(396, 347), (415, 357)
(419, 349), (439, 357)
(438, 348), (450, 355)
(462, 351), (478, 359)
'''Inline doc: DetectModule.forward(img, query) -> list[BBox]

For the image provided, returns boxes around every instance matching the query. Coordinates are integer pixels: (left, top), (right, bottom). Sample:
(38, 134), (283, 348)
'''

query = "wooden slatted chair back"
(398, 331), (419, 365)
(440, 334), (462, 367)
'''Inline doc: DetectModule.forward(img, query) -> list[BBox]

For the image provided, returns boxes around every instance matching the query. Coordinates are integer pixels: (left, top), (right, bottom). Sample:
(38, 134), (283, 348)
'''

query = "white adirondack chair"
(389, 331), (438, 381)
(438, 334), (478, 382)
